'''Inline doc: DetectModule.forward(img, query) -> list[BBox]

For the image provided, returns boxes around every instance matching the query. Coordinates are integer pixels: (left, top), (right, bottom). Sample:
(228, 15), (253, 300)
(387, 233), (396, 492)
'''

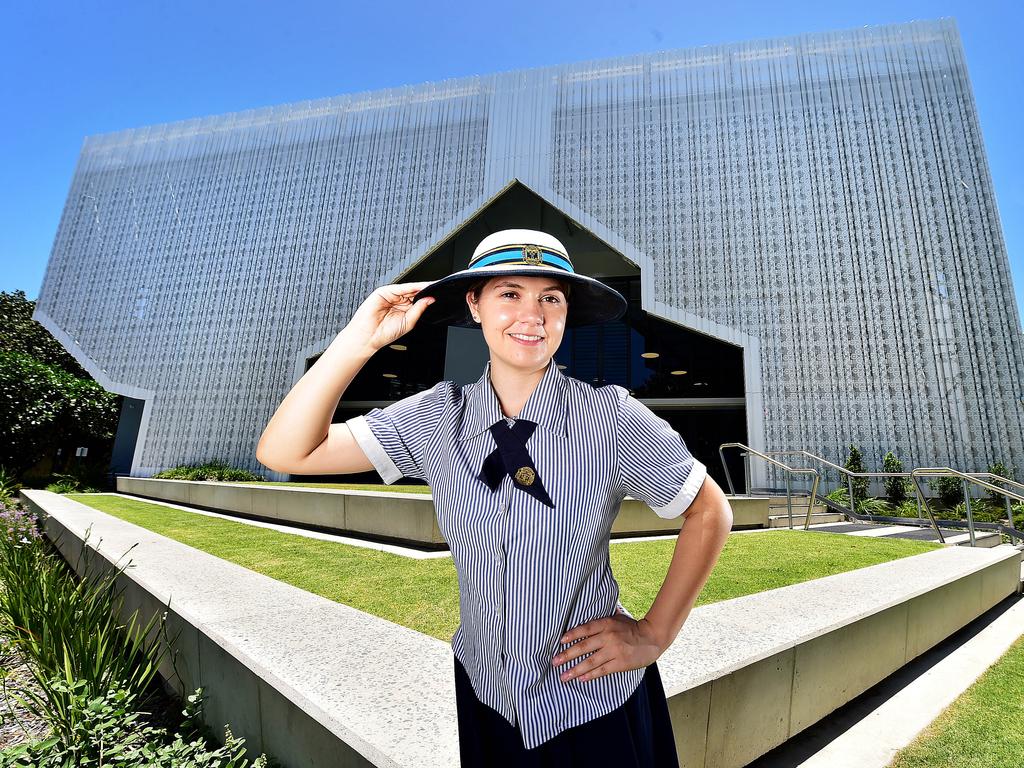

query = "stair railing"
(911, 468), (1024, 548)
(718, 443), (821, 529)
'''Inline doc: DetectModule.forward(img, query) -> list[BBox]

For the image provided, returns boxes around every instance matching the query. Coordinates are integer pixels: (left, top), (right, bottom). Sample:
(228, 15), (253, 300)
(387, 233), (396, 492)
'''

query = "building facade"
(34, 17), (1024, 490)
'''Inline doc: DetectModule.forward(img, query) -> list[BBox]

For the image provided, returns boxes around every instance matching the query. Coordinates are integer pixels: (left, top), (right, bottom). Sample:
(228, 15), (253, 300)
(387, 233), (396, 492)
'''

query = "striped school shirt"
(344, 356), (707, 750)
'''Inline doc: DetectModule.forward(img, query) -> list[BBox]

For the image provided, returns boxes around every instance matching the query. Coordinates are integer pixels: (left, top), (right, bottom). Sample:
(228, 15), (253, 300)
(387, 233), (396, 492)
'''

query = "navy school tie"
(478, 418), (555, 508)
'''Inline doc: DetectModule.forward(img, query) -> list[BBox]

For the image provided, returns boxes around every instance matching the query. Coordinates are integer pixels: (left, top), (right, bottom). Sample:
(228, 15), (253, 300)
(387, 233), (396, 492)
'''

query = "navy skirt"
(454, 654), (680, 767)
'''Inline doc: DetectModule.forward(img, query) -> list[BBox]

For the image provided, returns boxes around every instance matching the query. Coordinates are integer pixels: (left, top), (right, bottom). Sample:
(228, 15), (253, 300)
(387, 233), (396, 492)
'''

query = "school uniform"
(345, 356), (706, 764)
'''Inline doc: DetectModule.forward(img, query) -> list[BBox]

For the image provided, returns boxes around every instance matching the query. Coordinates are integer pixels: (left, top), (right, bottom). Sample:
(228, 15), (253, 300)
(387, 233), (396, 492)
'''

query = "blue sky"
(2, 0), (1021, 325)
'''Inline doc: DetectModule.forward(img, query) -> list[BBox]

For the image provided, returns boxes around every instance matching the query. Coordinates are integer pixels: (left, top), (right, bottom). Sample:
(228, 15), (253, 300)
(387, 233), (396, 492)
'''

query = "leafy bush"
(823, 487), (894, 516)
(928, 476), (964, 507)
(881, 451), (911, 505)
(893, 500), (922, 518)
(855, 497), (894, 516)
(0, 498), (271, 765)
(43, 470), (104, 494)
(842, 444), (869, 503)
(152, 460), (264, 483)
(0, 680), (268, 767)
(0, 502), (171, 739)
(986, 461), (1016, 504)
(0, 465), (23, 506)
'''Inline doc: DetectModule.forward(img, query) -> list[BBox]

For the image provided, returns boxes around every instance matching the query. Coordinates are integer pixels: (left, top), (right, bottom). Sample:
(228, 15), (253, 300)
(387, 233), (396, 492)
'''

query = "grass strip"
(889, 630), (1024, 768)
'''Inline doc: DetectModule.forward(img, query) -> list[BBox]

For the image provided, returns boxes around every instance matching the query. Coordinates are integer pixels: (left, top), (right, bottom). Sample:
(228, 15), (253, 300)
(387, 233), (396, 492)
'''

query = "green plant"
(893, 500), (921, 518)
(986, 461), (1016, 504)
(842, 444), (869, 503)
(0, 465), (23, 505)
(855, 497), (895, 516)
(44, 472), (82, 494)
(0, 502), (173, 739)
(881, 451), (912, 505)
(0, 680), (269, 766)
(152, 460), (265, 483)
(928, 475), (964, 507)
(824, 486), (849, 505)
(950, 498), (1002, 524)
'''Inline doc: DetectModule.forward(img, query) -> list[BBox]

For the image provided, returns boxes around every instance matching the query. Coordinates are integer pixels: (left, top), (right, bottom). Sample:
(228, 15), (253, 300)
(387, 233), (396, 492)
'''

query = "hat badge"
(522, 245), (543, 265)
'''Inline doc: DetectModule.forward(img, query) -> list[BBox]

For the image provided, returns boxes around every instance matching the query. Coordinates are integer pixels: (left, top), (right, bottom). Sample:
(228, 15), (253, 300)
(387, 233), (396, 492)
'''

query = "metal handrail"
(766, 450), (1021, 543)
(718, 443), (821, 530)
(764, 449), (924, 521)
(911, 468), (1024, 548)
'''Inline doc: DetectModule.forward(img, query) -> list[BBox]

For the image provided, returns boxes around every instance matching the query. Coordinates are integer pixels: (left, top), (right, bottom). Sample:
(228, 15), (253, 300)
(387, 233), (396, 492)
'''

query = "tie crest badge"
(515, 466), (536, 486)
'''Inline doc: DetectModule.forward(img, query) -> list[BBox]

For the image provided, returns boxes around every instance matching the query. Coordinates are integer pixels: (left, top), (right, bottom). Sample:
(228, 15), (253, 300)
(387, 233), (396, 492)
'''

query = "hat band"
(469, 247), (574, 273)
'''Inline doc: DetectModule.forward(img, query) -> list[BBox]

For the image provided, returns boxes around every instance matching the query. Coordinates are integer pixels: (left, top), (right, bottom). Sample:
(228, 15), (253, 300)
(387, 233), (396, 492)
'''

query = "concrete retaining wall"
(116, 477), (788, 542)
(22, 490), (1022, 768)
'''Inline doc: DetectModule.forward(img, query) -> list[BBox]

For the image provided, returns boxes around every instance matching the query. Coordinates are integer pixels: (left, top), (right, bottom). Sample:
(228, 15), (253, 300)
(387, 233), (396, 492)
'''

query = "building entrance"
(318, 181), (747, 489)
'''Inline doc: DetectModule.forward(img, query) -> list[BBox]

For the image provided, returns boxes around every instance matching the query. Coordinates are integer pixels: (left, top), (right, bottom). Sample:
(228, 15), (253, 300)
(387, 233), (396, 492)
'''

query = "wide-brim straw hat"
(414, 228), (627, 328)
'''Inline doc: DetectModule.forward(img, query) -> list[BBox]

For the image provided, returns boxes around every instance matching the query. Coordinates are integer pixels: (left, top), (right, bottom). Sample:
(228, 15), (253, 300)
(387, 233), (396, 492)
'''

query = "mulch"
(0, 644), (51, 750)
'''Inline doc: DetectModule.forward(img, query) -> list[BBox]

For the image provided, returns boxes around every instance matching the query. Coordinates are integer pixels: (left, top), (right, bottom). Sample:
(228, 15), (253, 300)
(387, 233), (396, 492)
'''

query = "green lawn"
(889, 631), (1024, 768)
(65, 493), (941, 642)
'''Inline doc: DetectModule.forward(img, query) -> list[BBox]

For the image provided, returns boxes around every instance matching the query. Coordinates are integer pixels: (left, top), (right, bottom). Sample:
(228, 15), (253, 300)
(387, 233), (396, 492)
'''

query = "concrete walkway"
(749, 583), (1024, 768)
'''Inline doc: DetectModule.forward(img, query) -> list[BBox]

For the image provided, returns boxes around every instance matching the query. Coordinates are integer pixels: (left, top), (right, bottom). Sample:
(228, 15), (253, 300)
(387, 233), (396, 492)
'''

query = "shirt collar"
(457, 357), (568, 442)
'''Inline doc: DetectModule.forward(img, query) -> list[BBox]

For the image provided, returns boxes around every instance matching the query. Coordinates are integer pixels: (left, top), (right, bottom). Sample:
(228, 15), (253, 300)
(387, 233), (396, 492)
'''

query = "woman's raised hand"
(346, 282), (437, 352)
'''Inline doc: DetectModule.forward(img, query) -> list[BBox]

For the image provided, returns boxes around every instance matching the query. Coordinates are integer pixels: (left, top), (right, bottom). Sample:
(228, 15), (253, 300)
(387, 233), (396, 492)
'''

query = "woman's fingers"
(406, 296), (436, 325)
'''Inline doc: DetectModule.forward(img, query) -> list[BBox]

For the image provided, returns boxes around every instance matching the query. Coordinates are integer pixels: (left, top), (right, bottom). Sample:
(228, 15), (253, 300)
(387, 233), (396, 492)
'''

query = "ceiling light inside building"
(671, 370), (687, 375)
(640, 352), (659, 359)
(382, 373), (397, 378)
(389, 344), (407, 351)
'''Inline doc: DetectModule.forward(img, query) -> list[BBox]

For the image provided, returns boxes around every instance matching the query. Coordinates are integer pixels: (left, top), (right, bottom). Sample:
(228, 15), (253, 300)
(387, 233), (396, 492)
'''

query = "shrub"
(0, 680), (269, 767)
(893, 500), (921, 518)
(881, 451), (912, 505)
(0, 499), (271, 766)
(855, 497), (894, 516)
(0, 502), (172, 739)
(986, 461), (1016, 504)
(842, 444), (869, 503)
(0, 465), (23, 506)
(41, 470), (105, 494)
(153, 460), (264, 483)
(928, 475), (964, 507)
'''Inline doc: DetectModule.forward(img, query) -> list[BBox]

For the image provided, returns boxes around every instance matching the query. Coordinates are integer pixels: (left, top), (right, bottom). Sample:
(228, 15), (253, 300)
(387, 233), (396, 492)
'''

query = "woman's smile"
(509, 332), (545, 346)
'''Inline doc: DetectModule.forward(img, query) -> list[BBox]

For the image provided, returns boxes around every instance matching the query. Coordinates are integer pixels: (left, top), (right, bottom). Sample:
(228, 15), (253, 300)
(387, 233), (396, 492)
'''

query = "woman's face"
(466, 275), (568, 371)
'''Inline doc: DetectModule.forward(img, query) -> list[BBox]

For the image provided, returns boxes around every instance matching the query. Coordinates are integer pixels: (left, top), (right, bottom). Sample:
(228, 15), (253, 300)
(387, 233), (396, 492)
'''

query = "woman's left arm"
(639, 474), (733, 652)
(552, 475), (733, 682)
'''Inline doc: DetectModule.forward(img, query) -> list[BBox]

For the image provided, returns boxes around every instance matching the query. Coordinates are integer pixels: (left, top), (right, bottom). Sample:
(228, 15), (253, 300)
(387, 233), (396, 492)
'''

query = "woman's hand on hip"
(550, 615), (665, 683)
(345, 282), (436, 352)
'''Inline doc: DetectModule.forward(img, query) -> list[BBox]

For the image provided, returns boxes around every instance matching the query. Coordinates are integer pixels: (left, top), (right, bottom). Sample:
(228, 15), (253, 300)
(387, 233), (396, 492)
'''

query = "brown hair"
(468, 276), (572, 303)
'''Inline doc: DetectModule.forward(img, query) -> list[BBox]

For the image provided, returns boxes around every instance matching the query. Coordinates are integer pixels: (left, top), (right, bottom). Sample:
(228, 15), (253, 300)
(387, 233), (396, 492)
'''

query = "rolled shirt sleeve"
(615, 386), (707, 521)
(344, 380), (455, 484)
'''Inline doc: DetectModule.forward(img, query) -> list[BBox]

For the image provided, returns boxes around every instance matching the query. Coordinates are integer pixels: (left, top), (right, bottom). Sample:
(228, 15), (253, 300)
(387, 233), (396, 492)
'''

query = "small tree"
(882, 451), (911, 505)
(843, 444), (869, 503)
(986, 461), (1015, 505)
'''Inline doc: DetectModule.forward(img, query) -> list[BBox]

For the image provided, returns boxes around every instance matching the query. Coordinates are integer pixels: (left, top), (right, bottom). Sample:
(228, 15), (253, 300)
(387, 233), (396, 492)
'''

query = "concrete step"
(769, 511), (845, 527)
(768, 503), (827, 513)
(945, 530), (1004, 548)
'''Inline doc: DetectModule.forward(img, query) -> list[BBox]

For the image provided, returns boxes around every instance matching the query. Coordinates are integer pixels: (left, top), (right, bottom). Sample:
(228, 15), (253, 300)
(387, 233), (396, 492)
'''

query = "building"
(33, 17), (1024, 491)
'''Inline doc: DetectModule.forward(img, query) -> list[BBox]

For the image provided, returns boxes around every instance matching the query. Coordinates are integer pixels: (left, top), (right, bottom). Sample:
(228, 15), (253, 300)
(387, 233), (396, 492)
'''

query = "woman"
(256, 229), (733, 766)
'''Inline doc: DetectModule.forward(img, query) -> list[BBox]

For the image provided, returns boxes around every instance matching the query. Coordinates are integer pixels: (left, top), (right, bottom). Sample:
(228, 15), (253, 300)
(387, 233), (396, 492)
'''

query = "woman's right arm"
(255, 282), (436, 475)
